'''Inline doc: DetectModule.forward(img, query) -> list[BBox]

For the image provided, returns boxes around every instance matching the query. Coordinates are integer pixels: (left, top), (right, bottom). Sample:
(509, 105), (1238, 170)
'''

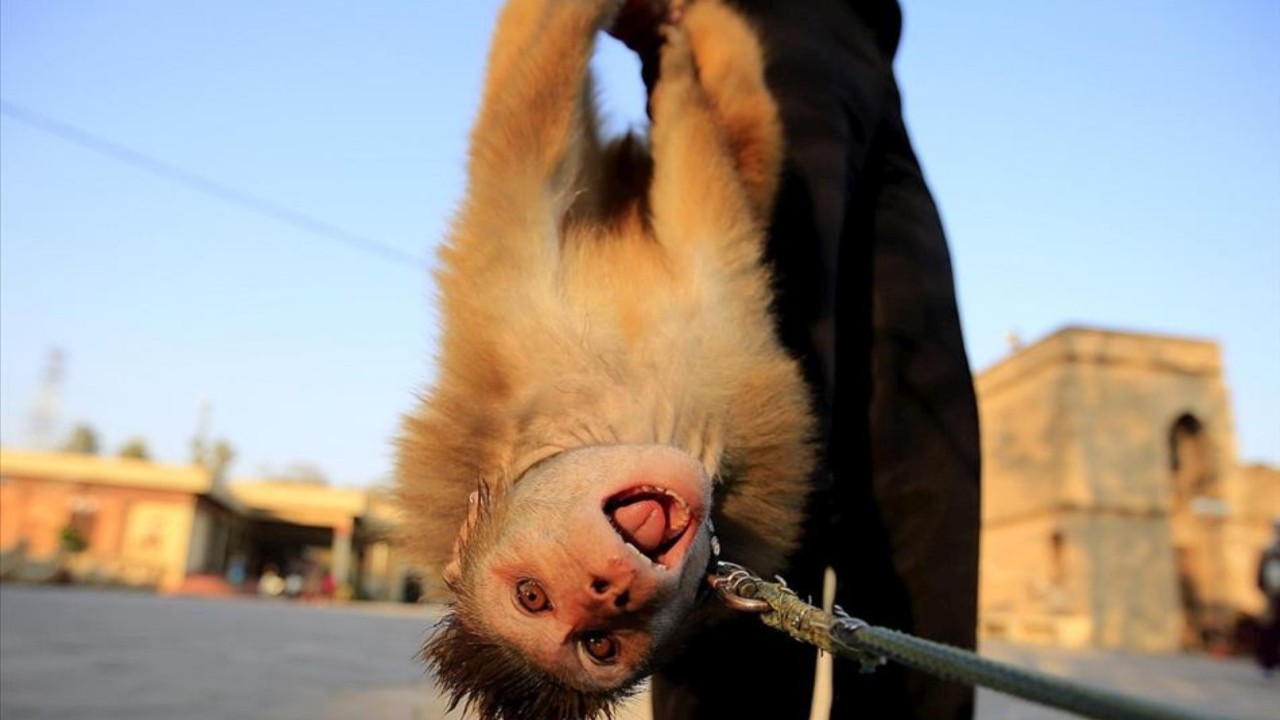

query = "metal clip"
(832, 605), (885, 673)
(707, 561), (772, 613)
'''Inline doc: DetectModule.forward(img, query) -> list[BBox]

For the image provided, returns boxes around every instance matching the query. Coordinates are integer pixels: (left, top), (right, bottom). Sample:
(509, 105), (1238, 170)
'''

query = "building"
(977, 326), (1279, 651)
(225, 478), (415, 601)
(0, 449), (419, 601)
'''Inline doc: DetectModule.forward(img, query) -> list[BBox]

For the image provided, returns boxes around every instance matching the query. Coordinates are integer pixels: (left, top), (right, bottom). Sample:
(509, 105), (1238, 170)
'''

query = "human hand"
(608, 0), (670, 55)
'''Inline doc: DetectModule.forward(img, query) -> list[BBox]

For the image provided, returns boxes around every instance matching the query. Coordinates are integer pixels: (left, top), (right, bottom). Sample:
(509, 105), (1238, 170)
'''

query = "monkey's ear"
(442, 491), (482, 590)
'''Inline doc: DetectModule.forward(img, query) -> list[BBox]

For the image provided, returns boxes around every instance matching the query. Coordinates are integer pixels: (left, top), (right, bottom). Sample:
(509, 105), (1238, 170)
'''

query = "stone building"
(0, 449), (419, 600)
(977, 326), (1279, 651)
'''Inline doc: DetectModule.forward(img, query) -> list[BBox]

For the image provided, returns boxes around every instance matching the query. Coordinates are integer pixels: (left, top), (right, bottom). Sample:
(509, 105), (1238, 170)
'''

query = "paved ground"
(0, 586), (1273, 720)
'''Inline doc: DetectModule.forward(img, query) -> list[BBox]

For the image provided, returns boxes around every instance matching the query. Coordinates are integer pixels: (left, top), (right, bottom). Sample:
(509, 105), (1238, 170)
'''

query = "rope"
(708, 562), (1229, 720)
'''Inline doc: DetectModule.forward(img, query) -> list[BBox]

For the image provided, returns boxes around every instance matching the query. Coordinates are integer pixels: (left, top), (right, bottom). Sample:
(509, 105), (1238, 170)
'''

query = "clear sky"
(2, 1), (1277, 486)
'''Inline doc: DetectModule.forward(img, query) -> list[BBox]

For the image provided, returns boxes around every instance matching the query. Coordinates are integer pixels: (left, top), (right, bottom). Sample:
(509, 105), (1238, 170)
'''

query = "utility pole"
(24, 348), (64, 450)
(191, 397), (212, 467)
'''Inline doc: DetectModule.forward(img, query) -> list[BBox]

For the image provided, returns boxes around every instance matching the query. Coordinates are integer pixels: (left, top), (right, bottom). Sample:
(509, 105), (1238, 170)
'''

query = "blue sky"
(1, 1), (1276, 485)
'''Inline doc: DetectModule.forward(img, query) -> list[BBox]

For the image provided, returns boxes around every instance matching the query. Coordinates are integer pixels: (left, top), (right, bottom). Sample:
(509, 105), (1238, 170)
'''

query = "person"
(402, 572), (424, 604)
(613, 1), (981, 718)
(284, 568), (305, 599)
(225, 554), (247, 590)
(1257, 519), (1280, 677)
(321, 569), (338, 601)
(257, 563), (285, 598)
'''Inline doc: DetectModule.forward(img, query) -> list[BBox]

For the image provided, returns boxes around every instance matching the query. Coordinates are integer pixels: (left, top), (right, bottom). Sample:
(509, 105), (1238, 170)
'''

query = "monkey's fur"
(396, 0), (816, 717)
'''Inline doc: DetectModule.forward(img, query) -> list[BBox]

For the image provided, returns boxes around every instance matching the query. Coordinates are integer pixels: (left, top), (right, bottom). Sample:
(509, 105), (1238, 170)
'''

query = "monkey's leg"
(684, 0), (783, 223)
(648, 20), (760, 264)
(450, 0), (619, 275)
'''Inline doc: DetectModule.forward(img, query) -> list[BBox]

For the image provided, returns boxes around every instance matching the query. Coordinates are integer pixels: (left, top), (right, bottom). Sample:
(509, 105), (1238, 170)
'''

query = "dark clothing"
(652, 1), (981, 718)
(1257, 543), (1280, 672)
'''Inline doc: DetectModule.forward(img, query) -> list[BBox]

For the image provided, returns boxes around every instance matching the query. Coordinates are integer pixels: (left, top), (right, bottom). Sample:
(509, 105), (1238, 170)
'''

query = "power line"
(0, 99), (427, 269)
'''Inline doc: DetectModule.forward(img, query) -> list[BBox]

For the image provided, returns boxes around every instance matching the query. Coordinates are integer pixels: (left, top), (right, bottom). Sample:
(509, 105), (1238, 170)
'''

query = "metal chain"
(706, 561), (1229, 720)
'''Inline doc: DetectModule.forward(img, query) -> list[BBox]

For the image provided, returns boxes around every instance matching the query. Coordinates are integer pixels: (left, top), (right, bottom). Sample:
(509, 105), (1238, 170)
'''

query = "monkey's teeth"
(623, 539), (667, 570)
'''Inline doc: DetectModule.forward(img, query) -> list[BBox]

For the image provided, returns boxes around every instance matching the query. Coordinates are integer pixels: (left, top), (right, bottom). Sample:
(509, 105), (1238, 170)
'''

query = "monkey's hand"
(610, 0), (668, 51)
(609, 0), (677, 94)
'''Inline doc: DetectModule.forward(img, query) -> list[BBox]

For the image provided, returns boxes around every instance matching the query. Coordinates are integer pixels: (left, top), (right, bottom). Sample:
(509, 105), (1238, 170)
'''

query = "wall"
(1055, 331), (1232, 514)
(0, 475), (196, 589)
(120, 498), (196, 589)
(1073, 512), (1180, 651)
(978, 342), (1074, 525)
(1222, 464), (1280, 616)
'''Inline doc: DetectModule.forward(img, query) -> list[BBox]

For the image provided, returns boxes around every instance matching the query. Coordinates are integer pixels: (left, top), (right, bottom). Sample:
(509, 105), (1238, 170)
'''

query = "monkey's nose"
(589, 572), (635, 608)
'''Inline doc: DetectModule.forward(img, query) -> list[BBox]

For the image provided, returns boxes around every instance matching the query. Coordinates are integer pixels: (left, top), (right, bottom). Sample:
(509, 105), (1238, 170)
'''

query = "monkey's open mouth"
(604, 486), (693, 568)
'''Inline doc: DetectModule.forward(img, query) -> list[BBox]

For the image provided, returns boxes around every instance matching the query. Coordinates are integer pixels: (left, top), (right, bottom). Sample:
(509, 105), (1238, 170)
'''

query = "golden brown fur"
(396, 0), (815, 714)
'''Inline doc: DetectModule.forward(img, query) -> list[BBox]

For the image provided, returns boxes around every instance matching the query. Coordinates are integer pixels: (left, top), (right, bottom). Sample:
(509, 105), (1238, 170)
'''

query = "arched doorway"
(1168, 413), (1228, 650)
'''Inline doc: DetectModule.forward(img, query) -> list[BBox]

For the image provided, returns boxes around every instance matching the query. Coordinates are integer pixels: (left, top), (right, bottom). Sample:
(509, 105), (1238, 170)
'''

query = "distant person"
(284, 569), (305, 599)
(257, 564), (285, 598)
(321, 569), (338, 600)
(302, 566), (322, 600)
(402, 573), (423, 604)
(225, 555), (247, 590)
(1257, 518), (1280, 677)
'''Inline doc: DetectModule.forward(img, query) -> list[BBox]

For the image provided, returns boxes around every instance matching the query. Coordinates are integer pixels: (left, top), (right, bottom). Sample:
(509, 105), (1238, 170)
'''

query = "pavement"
(0, 586), (1274, 720)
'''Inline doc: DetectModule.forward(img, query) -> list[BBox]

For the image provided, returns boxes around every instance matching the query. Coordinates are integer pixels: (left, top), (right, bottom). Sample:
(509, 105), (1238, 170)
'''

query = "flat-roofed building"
(0, 449), (419, 600)
(0, 449), (243, 590)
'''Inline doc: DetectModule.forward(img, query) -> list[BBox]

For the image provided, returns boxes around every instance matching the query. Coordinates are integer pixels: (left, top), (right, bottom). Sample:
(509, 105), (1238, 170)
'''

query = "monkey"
(395, 0), (816, 717)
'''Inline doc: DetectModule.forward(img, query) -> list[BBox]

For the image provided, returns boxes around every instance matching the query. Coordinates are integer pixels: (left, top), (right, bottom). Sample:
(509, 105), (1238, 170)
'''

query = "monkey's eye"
(580, 631), (619, 664)
(515, 579), (550, 612)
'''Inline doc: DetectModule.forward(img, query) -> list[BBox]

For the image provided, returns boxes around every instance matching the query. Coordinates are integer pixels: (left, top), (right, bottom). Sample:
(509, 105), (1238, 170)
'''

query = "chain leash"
(705, 561), (1227, 720)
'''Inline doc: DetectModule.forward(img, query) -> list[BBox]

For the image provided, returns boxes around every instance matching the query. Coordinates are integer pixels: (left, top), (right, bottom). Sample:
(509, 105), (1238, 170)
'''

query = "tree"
(118, 438), (151, 460)
(62, 424), (99, 455)
(190, 436), (207, 467)
(193, 437), (236, 484)
(209, 440), (235, 483)
(58, 525), (88, 553)
(273, 462), (330, 486)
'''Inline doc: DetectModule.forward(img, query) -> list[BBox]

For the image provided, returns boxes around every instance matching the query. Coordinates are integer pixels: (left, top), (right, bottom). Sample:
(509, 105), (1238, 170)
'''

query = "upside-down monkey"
(396, 0), (816, 717)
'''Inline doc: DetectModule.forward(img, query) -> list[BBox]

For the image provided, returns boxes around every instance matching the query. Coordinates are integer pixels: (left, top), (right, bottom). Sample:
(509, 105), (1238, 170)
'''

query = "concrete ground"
(0, 586), (1273, 720)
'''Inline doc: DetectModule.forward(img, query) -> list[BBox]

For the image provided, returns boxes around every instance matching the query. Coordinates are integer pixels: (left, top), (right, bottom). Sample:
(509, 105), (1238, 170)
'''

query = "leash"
(707, 562), (1229, 720)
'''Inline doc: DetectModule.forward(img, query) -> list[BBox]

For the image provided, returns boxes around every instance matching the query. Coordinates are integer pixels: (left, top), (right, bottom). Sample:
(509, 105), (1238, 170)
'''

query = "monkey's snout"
(604, 486), (692, 564)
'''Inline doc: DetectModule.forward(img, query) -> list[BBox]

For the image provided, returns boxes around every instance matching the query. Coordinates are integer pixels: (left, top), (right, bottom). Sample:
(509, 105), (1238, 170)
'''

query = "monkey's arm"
(613, 0), (780, 223)
(648, 19), (765, 268)
(399, 1), (623, 573)
(685, 0), (783, 224)
(451, 0), (618, 275)
(645, 16), (813, 577)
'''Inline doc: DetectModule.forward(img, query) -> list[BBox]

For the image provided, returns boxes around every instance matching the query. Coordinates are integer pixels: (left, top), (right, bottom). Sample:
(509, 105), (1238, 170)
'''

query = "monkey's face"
(465, 444), (714, 691)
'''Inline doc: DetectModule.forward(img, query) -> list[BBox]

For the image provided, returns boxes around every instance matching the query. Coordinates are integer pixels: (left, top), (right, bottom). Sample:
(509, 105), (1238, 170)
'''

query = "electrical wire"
(0, 99), (427, 269)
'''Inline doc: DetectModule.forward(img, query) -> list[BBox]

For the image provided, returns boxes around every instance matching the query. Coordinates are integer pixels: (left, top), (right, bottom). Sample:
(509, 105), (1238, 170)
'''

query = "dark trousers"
(1260, 620), (1280, 671)
(1259, 596), (1280, 672)
(653, 1), (981, 718)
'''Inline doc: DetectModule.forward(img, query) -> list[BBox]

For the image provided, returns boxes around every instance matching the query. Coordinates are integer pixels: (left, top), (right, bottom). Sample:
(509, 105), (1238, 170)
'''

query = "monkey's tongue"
(610, 499), (668, 553)
(606, 488), (693, 561)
